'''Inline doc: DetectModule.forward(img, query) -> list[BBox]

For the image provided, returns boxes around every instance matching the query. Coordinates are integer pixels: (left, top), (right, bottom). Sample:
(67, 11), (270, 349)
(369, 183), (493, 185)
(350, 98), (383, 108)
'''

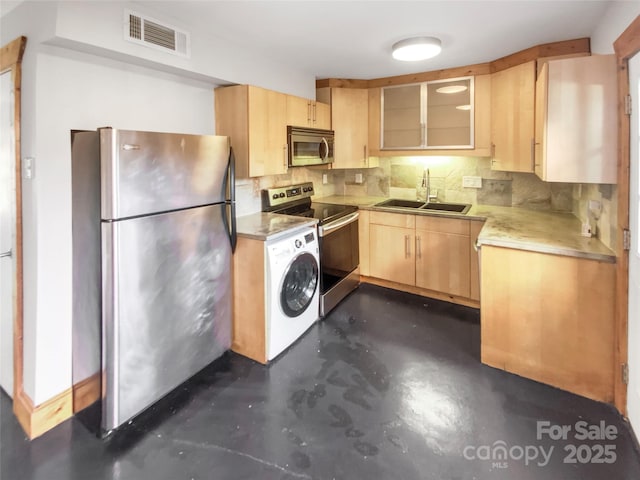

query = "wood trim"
(360, 276), (480, 309)
(366, 63), (491, 89)
(72, 372), (101, 414)
(317, 38), (591, 88)
(613, 14), (640, 415)
(0, 35), (26, 71)
(489, 38), (590, 73)
(315, 78), (369, 89)
(1, 36), (27, 436)
(13, 388), (73, 440)
(614, 15), (640, 60)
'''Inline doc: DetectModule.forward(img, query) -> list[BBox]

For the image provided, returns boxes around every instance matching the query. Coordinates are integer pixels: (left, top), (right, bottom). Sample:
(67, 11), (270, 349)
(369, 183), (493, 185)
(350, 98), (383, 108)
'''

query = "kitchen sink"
(420, 202), (471, 214)
(375, 199), (426, 209)
(374, 198), (471, 214)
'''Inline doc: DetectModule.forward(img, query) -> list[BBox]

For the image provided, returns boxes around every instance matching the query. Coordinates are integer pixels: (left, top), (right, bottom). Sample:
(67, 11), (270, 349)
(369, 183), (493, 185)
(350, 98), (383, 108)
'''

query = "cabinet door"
(286, 95), (313, 128)
(331, 88), (369, 168)
(313, 101), (331, 129)
(369, 224), (415, 285)
(426, 78), (473, 148)
(533, 62), (548, 179)
(474, 75), (491, 152)
(248, 86), (288, 176)
(469, 220), (484, 301)
(490, 61), (535, 172)
(382, 84), (422, 149)
(415, 216), (470, 297)
(535, 55), (617, 184)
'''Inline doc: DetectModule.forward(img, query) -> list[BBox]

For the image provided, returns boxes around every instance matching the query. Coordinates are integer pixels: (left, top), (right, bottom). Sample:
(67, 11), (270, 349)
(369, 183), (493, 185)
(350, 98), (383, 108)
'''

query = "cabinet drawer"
(415, 216), (469, 235)
(369, 211), (415, 228)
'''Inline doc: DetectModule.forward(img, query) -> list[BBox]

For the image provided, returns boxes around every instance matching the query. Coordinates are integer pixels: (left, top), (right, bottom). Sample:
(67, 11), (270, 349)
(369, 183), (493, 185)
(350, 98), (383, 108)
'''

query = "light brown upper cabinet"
(317, 87), (375, 168)
(215, 85), (288, 178)
(286, 95), (331, 130)
(381, 77), (474, 150)
(368, 75), (490, 157)
(534, 54), (617, 184)
(490, 61), (536, 172)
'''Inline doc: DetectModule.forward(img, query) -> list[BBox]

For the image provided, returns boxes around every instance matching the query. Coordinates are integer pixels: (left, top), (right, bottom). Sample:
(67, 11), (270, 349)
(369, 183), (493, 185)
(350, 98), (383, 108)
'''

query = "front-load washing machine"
(265, 225), (320, 361)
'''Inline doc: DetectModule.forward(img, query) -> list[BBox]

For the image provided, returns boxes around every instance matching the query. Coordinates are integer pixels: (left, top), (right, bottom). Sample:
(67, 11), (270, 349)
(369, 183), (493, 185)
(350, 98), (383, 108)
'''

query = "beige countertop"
(315, 195), (616, 263)
(236, 212), (318, 241)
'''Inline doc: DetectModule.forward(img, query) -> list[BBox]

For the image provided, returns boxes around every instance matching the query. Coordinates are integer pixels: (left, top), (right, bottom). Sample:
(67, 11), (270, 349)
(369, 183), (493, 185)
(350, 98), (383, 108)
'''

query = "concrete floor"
(2, 283), (639, 479)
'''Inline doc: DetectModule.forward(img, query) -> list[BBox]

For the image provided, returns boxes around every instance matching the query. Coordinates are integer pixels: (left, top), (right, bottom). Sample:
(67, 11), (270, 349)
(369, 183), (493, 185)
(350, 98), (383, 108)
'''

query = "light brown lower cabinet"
(363, 211), (482, 306)
(369, 212), (415, 285)
(480, 245), (615, 402)
(415, 216), (471, 298)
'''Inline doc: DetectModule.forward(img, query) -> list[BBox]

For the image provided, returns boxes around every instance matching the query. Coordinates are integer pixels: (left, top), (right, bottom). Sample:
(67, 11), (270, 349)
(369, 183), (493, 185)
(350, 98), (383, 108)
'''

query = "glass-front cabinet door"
(382, 84), (422, 148)
(381, 76), (474, 150)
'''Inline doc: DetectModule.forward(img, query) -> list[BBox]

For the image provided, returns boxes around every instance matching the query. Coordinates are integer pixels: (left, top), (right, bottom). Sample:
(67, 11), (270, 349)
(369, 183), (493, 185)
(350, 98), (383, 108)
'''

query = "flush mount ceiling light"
(436, 85), (468, 94)
(392, 37), (442, 61)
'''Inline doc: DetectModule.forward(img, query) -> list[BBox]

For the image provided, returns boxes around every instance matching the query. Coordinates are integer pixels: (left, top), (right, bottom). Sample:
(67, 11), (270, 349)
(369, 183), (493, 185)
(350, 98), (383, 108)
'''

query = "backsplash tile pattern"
(234, 155), (616, 252)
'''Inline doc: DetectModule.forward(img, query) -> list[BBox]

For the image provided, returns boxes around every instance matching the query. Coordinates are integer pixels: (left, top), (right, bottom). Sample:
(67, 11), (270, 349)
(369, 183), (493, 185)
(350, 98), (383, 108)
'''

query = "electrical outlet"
(355, 173), (363, 184)
(462, 175), (482, 188)
(23, 157), (34, 179)
(322, 173), (328, 185)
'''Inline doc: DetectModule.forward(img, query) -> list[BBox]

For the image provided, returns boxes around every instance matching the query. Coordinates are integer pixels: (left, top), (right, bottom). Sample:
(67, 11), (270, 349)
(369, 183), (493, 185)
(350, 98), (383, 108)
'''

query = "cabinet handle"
(405, 235), (411, 258)
(283, 144), (288, 169)
(530, 138), (536, 171)
(307, 101), (311, 124)
(312, 102), (317, 124)
(416, 236), (421, 259)
(363, 145), (367, 165)
(490, 143), (496, 165)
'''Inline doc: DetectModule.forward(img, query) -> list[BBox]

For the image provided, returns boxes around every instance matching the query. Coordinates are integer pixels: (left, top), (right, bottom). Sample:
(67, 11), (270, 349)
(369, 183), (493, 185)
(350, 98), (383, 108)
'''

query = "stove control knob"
(279, 193), (286, 198)
(272, 194), (279, 199)
(295, 239), (303, 248)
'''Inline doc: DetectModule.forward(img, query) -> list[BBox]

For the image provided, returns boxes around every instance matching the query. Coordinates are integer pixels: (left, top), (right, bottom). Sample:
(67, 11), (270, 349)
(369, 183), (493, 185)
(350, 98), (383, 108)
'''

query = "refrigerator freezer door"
(101, 204), (231, 432)
(100, 128), (230, 220)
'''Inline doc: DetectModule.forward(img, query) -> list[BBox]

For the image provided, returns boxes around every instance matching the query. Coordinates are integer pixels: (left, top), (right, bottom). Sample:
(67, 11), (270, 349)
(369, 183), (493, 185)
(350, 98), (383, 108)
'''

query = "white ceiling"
(138, 0), (612, 80)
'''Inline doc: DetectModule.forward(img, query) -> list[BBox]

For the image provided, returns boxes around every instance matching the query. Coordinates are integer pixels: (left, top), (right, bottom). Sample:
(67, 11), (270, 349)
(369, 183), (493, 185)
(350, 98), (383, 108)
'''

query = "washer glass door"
(280, 252), (318, 317)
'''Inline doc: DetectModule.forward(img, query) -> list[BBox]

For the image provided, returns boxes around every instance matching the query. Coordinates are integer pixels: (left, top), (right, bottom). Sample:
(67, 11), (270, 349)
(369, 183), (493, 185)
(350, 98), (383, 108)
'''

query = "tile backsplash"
(235, 155), (617, 252)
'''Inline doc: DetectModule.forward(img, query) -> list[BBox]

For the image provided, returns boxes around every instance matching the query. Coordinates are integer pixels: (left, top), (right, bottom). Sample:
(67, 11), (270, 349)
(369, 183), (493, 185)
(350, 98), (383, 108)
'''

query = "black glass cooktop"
(274, 202), (357, 225)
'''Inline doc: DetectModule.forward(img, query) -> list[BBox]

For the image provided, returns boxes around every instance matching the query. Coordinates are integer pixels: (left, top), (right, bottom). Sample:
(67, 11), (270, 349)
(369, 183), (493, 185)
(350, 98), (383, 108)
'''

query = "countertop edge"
(236, 213), (318, 242)
(314, 195), (617, 262)
(476, 237), (617, 263)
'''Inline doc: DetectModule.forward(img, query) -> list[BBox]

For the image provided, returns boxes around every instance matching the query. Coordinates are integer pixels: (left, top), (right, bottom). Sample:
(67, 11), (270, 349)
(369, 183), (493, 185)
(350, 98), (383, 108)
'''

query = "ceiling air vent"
(124, 10), (190, 57)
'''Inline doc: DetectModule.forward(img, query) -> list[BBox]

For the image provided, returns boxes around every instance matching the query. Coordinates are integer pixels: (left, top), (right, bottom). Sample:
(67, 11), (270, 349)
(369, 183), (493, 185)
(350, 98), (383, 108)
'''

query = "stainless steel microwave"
(287, 126), (334, 167)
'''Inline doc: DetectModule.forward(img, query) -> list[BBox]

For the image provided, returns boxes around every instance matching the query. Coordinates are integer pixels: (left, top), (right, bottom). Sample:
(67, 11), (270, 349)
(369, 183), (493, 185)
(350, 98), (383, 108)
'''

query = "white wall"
(1, 1), (316, 405)
(591, 1), (640, 54)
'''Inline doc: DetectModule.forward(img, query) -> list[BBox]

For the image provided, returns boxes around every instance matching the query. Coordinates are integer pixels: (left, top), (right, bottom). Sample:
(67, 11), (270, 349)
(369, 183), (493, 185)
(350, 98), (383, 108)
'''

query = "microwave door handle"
(321, 137), (329, 160)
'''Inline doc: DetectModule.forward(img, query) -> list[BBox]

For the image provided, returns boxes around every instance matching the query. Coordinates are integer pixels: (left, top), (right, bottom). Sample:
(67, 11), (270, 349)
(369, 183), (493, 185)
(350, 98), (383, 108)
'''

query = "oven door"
(318, 212), (359, 293)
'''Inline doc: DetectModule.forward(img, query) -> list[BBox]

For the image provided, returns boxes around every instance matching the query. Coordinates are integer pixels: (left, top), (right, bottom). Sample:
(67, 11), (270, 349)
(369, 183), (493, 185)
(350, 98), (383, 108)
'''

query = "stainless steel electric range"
(262, 182), (360, 316)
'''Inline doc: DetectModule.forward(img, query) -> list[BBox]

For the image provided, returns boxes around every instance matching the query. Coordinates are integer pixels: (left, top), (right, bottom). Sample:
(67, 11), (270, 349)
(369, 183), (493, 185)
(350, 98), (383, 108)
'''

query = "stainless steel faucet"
(425, 168), (430, 203)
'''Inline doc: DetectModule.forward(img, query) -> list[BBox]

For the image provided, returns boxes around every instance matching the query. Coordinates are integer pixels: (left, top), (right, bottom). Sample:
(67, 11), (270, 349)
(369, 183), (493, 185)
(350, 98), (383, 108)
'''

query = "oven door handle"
(319, 211), (359, 237)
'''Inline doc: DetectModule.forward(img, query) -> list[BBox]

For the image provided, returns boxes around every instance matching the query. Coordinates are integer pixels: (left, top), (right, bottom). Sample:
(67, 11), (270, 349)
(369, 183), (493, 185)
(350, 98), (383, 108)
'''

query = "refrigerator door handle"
(223, 147), (237, 253)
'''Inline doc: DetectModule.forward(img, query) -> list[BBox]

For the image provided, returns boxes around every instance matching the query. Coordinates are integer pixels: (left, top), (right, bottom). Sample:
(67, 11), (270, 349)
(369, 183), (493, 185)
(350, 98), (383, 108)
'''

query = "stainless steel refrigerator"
(71, 127), (236, 435)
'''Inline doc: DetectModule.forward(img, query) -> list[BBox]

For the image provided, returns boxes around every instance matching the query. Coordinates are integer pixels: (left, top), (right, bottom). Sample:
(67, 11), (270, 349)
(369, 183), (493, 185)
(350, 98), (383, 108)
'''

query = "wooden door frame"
(614, 15), (640, 415)
(0, 36), (26, 419)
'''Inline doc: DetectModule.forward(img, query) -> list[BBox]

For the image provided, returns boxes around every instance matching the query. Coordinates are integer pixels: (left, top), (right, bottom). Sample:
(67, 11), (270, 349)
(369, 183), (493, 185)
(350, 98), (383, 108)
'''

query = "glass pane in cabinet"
(382, 84), (422, 149)
(426, 78), (473, 148)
